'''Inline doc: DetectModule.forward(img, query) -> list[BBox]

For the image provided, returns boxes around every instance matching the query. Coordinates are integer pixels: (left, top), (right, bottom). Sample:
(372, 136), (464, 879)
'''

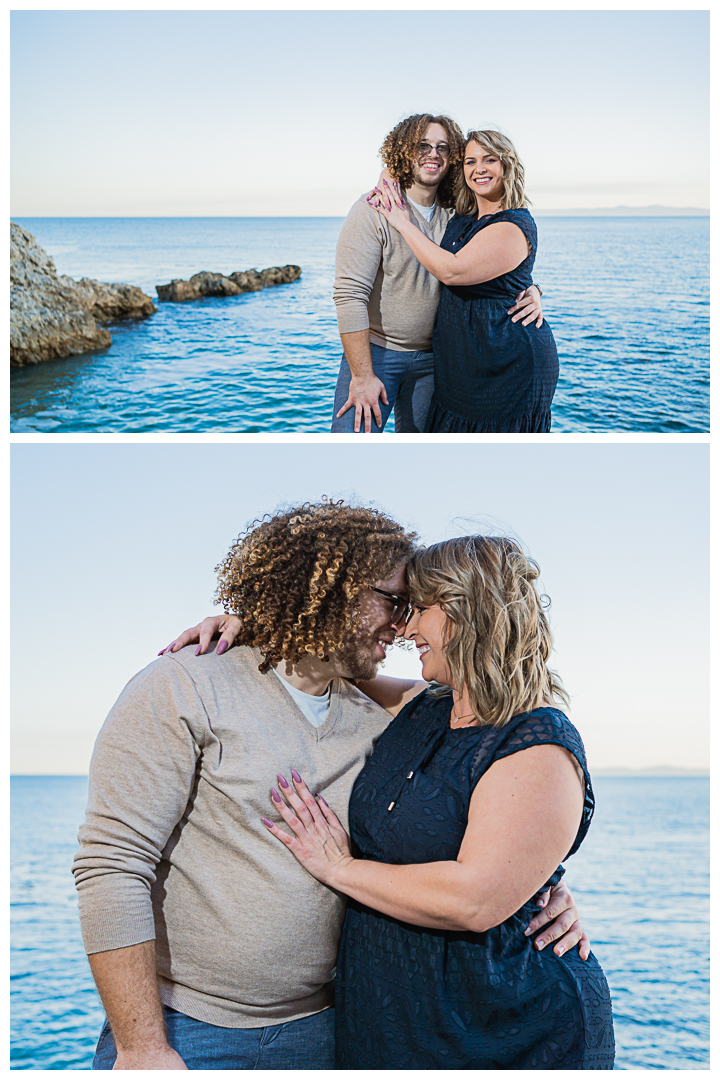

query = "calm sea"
(10, 216), (709, 434)
(10, 775), (709, 1070)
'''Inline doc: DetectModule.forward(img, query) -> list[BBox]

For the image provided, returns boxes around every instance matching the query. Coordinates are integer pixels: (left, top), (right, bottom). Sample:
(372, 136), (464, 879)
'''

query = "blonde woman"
(371, 131), (559, 432)
(261, 536), (615, 1068)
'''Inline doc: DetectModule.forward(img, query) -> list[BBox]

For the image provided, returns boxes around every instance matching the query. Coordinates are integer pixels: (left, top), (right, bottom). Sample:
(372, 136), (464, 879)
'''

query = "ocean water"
(10, 775), (709, 1070)
(10, 216), (709, 434)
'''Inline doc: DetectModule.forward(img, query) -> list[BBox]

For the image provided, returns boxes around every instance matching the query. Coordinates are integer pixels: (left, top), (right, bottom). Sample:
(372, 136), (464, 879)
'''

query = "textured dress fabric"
(425, 209), (559, 433)
(335, 693), (615, 1069)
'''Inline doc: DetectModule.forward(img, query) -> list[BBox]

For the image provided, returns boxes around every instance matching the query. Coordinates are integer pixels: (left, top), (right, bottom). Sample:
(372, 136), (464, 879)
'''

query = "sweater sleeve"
(333, 197), (387, 334)
(72, 658), (208, 954)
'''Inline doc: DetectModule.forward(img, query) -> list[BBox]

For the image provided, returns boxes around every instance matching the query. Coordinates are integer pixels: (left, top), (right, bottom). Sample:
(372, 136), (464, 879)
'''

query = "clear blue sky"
(11, 441), (708, 774)
(10, 9), (709, 215)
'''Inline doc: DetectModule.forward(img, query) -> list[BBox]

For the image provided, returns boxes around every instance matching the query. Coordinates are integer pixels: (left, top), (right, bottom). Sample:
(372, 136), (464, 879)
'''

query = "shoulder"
(490, 206), (533, 221)
(341, 194), (388, 233)
(496, 707), (585, 758)
(339, 676), (397, 717)
(159, 642), (263, 695)
(490, 207), (536, 237)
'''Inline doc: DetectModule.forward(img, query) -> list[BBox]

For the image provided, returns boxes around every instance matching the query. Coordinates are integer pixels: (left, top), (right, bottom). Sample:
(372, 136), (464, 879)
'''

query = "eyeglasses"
(372, 588), (412, 626)
(418, 141), (451, 159)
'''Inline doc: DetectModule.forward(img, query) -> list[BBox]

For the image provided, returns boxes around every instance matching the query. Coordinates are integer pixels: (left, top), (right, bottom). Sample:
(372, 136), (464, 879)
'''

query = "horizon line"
(10, 205), (710, 220)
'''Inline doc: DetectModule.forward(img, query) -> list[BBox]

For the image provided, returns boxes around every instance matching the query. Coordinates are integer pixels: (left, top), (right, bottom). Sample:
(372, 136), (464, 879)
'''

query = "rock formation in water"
(10, 222), (157, 367)
(156, 265), (301, 302)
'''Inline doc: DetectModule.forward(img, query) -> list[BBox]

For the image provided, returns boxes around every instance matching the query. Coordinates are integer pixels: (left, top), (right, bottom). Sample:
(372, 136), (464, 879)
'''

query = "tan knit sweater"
(72, 645), (391, 1028)
(333, 194), (453, 352)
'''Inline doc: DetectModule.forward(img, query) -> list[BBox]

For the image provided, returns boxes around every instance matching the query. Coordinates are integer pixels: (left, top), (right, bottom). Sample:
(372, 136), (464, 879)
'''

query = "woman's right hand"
(158, 614), (242, 657)
(367, 179), (414, 233)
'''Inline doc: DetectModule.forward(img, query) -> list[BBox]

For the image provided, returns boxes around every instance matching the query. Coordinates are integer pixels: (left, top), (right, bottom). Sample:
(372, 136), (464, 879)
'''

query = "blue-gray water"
(10, 775), (709, 1070)
(10, 216), (709, 433)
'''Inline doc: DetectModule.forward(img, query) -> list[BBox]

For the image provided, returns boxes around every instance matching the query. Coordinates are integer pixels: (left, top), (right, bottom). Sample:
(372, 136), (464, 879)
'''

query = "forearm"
(393, 219), (460, 284)
(340, 329), (374, 379)
(331, 856), (501, 933)
(89, 940), (168, 1054)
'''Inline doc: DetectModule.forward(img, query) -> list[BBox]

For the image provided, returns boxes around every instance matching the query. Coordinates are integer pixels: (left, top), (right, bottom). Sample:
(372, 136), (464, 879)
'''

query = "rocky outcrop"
(156, 265), (301, 302)
(10, 222), (156, 367)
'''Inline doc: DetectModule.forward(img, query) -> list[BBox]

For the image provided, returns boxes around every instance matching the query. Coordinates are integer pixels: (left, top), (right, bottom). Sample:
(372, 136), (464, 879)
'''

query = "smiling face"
(332, 563), (410, 681)
(463, 139), (505, 205)
(410, 122), (453, 191)
(404, 602), (454, 687)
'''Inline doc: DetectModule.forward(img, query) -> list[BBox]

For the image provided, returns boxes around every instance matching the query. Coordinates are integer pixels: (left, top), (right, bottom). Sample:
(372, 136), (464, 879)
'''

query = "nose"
(400, 608), (419, 639)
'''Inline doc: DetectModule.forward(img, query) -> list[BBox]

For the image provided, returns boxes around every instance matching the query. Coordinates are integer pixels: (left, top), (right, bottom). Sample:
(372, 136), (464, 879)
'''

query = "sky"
(10, 440), (709, 775)
(10, 9), (709, 216)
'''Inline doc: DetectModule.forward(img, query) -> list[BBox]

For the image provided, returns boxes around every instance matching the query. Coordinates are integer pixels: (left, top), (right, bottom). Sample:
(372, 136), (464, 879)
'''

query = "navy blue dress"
(335, 692), (615, 1069)
(425, 209), (559, 433)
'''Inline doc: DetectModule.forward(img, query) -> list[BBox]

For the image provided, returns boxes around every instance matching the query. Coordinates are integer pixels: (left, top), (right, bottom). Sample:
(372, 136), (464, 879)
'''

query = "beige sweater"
(72, 645), (391, 1028)
(333, 195), (453, 352)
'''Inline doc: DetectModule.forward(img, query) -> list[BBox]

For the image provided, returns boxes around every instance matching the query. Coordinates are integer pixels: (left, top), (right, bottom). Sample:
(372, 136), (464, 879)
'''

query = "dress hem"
(425, 399), (552, 433)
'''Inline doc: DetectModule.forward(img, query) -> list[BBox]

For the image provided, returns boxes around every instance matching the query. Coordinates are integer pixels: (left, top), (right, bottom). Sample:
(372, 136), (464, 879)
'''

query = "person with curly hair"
(370, 130), (560, 432)
(73, 500), (415, 1069)
(331, 114), (543, 433)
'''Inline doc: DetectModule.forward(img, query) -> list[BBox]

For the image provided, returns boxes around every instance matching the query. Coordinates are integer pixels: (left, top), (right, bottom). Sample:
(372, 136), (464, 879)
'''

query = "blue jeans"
(330, 344), (434, 433)
(92, 1004), (335, 1070)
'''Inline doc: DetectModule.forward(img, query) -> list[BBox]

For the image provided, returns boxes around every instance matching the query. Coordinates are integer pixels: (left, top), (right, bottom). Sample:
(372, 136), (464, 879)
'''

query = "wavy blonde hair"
(215, 500), (416, 673)
(407, 535), (568, 727)
(455, 129), (530, 216)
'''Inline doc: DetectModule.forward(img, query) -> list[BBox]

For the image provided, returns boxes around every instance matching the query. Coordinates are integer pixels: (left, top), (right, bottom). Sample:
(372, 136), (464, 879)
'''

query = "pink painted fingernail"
(271, 787), (282, 803)
(216, 640), (228, 655)
(291, 769), (302, 784)
(261, 817), (274, 829)
(316, 793), (327, 805)
(195, 646), (202, 656)
(277, 773), (289, 789)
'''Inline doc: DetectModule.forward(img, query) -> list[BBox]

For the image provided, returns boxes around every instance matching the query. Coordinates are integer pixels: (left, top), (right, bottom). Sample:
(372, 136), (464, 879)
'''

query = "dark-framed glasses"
(372, 588), (412, 626)
(418, 141), (451, 159)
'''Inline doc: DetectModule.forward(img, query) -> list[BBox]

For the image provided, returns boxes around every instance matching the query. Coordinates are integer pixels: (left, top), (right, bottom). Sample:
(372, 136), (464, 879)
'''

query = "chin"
(350, 657), (380, 682)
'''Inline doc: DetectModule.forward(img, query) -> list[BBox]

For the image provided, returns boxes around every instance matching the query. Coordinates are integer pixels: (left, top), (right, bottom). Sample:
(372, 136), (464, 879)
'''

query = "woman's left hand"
(262, 772), (353, 887)
(367, 179), (414, 233)
(524, 880), (591, 960)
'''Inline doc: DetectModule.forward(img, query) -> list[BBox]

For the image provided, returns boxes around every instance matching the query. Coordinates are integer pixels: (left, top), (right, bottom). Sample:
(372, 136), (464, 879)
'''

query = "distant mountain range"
(592, 766), (709, 777)
(534, 206), (708, 217)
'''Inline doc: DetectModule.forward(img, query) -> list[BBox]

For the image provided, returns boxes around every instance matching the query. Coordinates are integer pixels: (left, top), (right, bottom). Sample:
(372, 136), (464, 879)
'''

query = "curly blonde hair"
(455, 130), (530, 216)
(215, 500), (416, 673)
(381, 113), (465, 209)
(407, 535), (568, 726)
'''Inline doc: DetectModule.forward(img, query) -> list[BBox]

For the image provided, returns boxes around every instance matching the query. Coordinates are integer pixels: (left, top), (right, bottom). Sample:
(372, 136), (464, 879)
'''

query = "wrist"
(327, 854), (356, 891)
(115, 1035), (171, 1056)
